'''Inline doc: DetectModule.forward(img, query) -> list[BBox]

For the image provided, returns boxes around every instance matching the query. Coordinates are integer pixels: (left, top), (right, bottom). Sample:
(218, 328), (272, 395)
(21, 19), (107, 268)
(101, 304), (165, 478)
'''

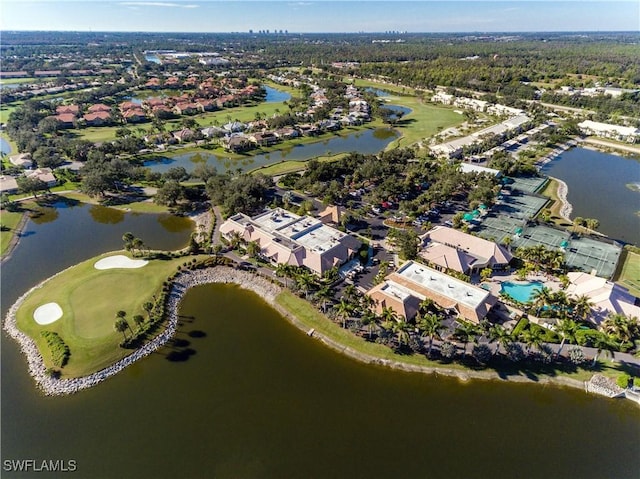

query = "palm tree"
(314, 285), (333, 313)
(360, 309), (378, 340)
(530, 286), (552, 315)
(555, 318), (579, 357)
(380, 306), (399, 324)
(246, 240), (261, 259)
(591, 332), (618, 367)
(275, 263), (292, 288)
(143, 301), (154, 321)
(453, 321), (480, 357)
(522, 327), (544, 356)
(295, 271), (315, 300)
(571, 294), (594, 322)
(114, 318), (129, 340)
(488, 324), (513, 357)
(417, 313), (444, 358)
(133, 314), (145, 331)
(393, 320), (411, 348)
(601, 314), (639, 344)
(334, 299), (353, 329)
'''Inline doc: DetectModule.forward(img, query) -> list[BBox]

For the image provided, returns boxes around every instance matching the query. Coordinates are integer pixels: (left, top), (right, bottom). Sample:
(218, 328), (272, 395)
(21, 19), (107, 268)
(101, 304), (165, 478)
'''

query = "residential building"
(27, 168), (57, 187)
(9, 153), (33, 169)
(577, 120), (639, 143)
(219, 208), (361, 276)
(366, 261), (497, 323)
(0, 175), (19, 194)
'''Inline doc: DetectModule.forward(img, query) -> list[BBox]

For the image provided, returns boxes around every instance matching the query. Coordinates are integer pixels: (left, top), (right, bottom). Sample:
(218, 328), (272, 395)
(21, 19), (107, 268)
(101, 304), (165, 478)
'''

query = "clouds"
(120, 2), (199, 8)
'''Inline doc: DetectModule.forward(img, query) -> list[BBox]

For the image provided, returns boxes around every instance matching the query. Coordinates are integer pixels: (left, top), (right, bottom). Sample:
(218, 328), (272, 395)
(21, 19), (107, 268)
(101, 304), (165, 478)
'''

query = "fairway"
(15, 252), (192, 377)
(617, 250), (640, 297)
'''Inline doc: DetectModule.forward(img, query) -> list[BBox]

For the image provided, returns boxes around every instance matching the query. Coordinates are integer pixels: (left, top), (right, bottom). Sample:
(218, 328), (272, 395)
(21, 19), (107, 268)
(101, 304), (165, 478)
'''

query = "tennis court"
(494, 193), (548, 220)
(563, 236), (622, 279)
(508, 176), (549, 194)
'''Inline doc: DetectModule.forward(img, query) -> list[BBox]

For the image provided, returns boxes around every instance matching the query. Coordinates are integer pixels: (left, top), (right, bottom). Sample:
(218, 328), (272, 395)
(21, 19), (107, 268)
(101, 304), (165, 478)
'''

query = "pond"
(2, 276), (639, 479)
(0, 137), (12, 155)
(365, 87), (391, 97)
(144, 128), (399, 174)
(144, 54), (161, 64)
(263, 85), (291, 103)
(542, 147), (640, 243)
(0, 200), (193, 309)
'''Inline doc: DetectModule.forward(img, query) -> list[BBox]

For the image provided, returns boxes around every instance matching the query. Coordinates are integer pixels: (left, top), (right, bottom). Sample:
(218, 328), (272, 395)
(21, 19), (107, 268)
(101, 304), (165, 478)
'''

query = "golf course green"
(15, 252), (192, 377)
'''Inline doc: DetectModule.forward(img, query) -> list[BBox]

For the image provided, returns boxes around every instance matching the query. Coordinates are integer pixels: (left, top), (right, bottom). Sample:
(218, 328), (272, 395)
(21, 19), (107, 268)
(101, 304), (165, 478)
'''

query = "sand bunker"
(34, 302), (63, 325)
(94, 255), (148, 270)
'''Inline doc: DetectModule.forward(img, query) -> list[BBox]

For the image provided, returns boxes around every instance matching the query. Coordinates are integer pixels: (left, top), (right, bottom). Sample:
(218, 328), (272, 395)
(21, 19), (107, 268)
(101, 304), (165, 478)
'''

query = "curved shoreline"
(5, 265), (592, 396)
(552, 176), (573, 221)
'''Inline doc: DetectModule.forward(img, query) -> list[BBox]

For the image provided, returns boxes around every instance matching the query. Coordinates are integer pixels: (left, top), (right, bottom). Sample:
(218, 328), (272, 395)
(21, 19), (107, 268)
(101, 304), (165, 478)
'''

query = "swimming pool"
(500, 281), (544, 303)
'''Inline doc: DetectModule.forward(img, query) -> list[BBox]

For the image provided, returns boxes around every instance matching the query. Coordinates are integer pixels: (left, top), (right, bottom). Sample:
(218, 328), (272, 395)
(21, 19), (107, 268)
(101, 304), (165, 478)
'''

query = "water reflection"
(89, 205), (125, 224)
(157, 213), (193, 233)
(28, 206), (59, 225)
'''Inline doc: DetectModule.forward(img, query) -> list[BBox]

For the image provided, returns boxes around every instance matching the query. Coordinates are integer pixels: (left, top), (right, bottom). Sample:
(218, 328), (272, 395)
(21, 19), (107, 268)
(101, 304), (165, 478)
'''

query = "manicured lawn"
(59, 191), (169, 213)
(353, 79), (464, 148)
(275, 290), (631, 383)
(617, 251), (640, 298)
(15, 252), (192, 377)
(0, 209), (25, 256)
(249, 152), (348, 176)
(540, 177), (573, 228)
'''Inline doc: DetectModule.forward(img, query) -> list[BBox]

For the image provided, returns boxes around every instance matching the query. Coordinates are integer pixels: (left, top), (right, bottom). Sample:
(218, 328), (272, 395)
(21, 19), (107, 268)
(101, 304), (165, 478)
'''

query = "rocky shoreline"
(553, 177), (573, 221)
(3, 264), (629, 401)
(2, 266), (281, 396)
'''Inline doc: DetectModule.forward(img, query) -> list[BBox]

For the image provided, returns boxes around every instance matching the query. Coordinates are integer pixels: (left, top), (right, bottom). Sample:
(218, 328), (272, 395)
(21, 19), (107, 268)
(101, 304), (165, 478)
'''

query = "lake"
(0, 137), (12, 155)
(542, 147), (640, 243)
(1, 185), (639, 478)
(264, 85), (291, 103)
(144, 128), (399, 174)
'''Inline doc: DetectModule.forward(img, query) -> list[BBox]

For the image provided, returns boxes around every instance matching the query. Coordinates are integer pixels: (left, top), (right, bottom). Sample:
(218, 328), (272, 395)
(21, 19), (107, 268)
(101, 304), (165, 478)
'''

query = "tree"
(392, 320), (411, 348)
(488, 324), (513, 357)
(314, 285), (333, 313)
(472, 344), (492, 365)
(246, 240), (261, 259)
(143, 301), (154, 321)
(360, 309), (378, 340)
(417, 313), (444, 358)
(335, 299), (353, 329)
(522, 327), (544, 355)
(440, 341), (457, 360)
(584, 218), (600, 231)
(572, 295), (594, 322)
(17, 176), (48, 197)
(454, 321), (480, 357)
(122, 232), (135, 253)
(154, 180), (184, 207)
(480, 267), (493, 283)
(555, 318), (579, 357)
(591, 333), (618, 367)
(114, 318), (129, 340)
(133, 314), (145, 331)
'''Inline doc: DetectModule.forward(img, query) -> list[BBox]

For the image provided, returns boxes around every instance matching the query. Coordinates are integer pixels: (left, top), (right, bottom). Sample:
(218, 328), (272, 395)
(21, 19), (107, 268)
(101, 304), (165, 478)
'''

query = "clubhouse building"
(420, 226), (512, 276)
(366, 261), (497, 323)
(219, 208), (361, 275)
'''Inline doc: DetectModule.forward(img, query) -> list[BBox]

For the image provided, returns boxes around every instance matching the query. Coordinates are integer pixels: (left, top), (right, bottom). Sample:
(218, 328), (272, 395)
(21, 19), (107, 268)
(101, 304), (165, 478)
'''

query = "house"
(83, 111), (111, 126)
(165, 76), (181, 88)
(27, 168), (57, 187)
(366, 261), (497, 323)
(420, 226), (512, 275)
(122, 108), (147, 123)
(54, 113), (76, 128)
(0, 175), (19, 194)
(250, 131), (279, 147)
(151, 105), (174, 118)
(577, 120), (639, 143)
(172, 128), (195, 143)
(196, 99), (217, 112)
(173, 102), (201, 116)
(222, 135), (251, 152)
(9, 153), (33, 169)
(56, 105), (80, 115)
(222, 121), (246, 133)
(87, 104), (111, 114)
(145, 77), (161, 89)
(219, 207), (361, 276)
(566, 272), (640, 326)
(201, 126), (226, 138)
(274, 127), (300, 140)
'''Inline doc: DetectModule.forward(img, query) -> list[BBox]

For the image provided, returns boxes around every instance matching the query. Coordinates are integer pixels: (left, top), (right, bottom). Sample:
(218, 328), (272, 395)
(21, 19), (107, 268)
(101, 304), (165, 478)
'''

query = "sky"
(1, 1), (638, 33)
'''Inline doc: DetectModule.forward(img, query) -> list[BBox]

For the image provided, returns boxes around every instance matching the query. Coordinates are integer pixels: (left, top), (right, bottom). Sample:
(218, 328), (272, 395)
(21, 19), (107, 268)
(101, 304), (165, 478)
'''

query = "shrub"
(440, 341), (456, 360)
(472, 344), (492, 365)
(506, 342), (525, 362)
(634, 377), (640, 389)
(40, 331), (70, 368)
(512, 318), (530, 338)
(568, 346), (586, 365)
(616, 373), (630, 389)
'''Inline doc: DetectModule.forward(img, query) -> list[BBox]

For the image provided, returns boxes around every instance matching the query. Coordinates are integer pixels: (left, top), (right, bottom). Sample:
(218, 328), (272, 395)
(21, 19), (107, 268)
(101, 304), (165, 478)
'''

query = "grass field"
(0, 209), (25, 256)
(353, 78), (464, 148)
(617, 250), (640, 298)
(15, 252), (192, 377)
(59, 191), (169, 214)
(275, 290), (633, 382)
(539, 177), (573, 228)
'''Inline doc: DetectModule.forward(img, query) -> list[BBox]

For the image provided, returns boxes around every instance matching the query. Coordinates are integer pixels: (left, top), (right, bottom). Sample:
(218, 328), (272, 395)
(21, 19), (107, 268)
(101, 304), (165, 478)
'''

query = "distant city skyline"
(1, 1), (638, 33)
